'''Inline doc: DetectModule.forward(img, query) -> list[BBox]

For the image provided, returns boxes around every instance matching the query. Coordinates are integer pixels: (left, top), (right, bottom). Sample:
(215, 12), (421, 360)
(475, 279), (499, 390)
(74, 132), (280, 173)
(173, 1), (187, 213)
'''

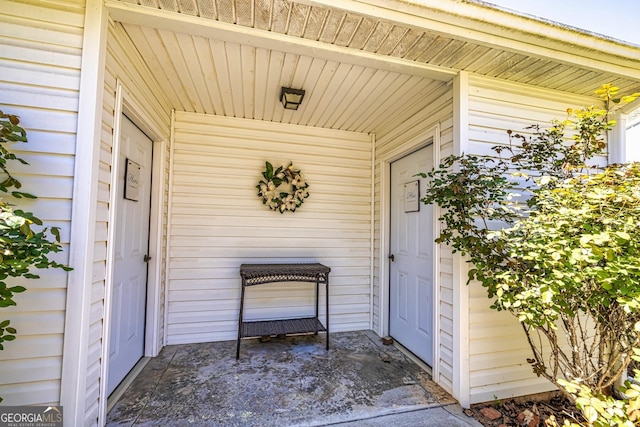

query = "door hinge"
(388, 254), (395, 262)
(144, 254), (151, 263)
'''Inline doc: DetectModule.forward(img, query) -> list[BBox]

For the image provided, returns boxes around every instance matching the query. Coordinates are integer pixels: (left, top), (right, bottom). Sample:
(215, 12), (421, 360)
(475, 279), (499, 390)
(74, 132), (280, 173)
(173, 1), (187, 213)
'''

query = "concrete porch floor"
(106, 330), (481, 426)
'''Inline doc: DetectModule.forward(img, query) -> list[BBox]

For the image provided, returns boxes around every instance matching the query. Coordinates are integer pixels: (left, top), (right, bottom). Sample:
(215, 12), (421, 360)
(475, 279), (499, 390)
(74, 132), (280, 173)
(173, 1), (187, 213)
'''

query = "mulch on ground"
(468, 394), (587, 427)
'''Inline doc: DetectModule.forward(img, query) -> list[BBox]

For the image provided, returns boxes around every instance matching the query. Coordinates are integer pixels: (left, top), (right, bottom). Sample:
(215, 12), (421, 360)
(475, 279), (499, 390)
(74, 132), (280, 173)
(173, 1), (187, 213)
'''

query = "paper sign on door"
(124, 158), (141, 201)
(404, 180), (420, 212)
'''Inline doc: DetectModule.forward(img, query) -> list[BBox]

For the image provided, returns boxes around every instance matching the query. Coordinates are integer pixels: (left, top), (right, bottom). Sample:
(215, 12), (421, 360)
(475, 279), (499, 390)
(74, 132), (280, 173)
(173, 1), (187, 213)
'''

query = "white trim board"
(369, 133), (376, 332)
(60, 1), (108, 424)
(452, 71), (471, 409)
(163, 109), (176, 346)
(296, 0), (640, 80)
(104, 0), (456, 81)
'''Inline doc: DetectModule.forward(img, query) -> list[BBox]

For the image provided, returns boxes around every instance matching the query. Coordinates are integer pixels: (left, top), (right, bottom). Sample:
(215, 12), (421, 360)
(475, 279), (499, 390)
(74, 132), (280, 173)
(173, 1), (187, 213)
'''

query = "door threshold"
(392, 340), (433, 376)
(107, 357), (150, 413)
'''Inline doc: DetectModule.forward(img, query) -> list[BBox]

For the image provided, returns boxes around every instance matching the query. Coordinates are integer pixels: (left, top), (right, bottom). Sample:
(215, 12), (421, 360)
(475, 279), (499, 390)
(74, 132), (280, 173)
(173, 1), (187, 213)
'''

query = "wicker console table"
(236, 263), (331, 359)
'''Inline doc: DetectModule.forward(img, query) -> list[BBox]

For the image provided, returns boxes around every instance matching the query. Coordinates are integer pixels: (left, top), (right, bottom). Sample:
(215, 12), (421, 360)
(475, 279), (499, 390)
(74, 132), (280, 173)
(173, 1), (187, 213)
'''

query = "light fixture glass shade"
(280, 87), (305, 110)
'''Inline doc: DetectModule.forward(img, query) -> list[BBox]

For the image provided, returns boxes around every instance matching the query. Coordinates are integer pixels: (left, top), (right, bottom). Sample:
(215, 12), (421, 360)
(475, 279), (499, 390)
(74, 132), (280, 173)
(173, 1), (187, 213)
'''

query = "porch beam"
(104, 1), (457, 81)
(296, 0), (640, 81)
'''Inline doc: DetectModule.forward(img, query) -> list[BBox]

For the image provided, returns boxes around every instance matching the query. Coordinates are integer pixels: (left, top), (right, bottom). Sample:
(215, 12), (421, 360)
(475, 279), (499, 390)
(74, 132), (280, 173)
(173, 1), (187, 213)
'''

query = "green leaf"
(605, 249), (615, 262)
(625, 388), (640, 398)
(615, 231), (631, 242)
(265, 161), (273, 179)
(14, 192), (36, 199)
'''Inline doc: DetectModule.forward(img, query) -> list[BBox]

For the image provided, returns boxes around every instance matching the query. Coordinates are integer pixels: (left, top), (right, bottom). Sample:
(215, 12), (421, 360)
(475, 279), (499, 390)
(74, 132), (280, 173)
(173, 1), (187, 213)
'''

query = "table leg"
(236, 282), (246, 359)
(315, 280), (320, 335)
(326, 276), (329, 350)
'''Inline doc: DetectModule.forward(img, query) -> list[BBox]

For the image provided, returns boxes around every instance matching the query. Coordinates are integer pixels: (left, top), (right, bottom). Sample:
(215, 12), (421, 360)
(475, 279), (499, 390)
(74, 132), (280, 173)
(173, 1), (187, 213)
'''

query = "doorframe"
(378, 124), (440, 377)
(98, 80), (167, 422)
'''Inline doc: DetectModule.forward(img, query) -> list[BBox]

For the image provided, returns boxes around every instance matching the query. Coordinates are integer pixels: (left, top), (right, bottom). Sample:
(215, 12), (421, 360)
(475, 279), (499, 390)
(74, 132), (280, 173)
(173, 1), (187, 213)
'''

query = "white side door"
(108, 115), (153, 395)
(389, 145), (434, 365)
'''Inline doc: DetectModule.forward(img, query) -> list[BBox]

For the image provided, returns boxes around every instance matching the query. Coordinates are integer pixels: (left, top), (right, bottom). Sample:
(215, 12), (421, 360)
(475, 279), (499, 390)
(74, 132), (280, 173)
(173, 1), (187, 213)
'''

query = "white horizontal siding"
(437, 246), (455, 393)
(466, 75), (599, 404)
(0, 0), (83, 406)
(373, 82), (455, 393)
(168, 112), (372, 344)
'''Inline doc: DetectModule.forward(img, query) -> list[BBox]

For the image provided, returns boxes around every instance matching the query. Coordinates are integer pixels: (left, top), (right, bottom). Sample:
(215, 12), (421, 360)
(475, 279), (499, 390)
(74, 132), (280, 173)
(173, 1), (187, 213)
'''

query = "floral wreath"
(257, 161), (309, 213)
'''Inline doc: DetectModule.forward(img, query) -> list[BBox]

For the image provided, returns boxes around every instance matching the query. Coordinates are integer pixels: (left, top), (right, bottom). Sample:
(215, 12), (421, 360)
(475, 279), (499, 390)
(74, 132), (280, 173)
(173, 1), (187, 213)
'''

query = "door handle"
(388, 254), (395, 262)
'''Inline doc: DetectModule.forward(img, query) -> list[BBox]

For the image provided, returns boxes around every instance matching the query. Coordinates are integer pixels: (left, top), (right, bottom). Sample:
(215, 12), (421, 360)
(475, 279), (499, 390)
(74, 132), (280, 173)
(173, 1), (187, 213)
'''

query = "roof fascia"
(104, 0), (457, 81)
(296, 0), (640, 81)
(620, 97), (640, 115)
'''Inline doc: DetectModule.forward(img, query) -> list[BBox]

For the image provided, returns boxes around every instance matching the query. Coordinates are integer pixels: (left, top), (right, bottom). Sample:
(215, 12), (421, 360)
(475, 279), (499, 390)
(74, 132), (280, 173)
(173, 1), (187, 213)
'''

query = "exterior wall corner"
(451, 70), (471, 408)
(60, 1), (109, 425)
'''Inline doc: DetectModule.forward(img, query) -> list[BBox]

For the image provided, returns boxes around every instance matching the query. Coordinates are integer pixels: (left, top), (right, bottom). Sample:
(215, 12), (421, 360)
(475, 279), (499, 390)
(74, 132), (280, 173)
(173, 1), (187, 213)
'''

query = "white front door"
(108, 115), (153, 395)
(389, 145), (434, 365)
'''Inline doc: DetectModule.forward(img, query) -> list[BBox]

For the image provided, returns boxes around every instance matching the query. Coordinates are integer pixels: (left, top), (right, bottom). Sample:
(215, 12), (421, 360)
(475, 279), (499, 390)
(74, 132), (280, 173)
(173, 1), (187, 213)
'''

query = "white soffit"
(104, 0), (640, 131)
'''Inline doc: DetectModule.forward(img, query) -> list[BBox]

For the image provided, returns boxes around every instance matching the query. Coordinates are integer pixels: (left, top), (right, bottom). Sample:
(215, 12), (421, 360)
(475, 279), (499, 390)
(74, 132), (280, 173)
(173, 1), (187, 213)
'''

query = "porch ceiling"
(106, 0), (640, 133)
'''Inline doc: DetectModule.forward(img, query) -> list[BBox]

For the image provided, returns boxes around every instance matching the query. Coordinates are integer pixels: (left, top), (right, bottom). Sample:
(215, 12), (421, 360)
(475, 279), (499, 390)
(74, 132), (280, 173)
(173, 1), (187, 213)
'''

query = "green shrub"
(0, 111), (71, 402)
(549, 350), (640, 426)
(420, 85), (640, 400)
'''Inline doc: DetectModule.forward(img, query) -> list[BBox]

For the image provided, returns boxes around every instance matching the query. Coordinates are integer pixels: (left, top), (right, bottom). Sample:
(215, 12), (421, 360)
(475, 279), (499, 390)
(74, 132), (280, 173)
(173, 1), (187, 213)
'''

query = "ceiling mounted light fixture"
(280, 87), (305, 110)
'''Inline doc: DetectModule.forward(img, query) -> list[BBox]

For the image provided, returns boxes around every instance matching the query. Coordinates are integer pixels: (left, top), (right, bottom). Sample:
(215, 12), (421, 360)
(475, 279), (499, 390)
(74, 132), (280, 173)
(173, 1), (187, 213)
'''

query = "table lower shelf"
(240, 317), (326, 338)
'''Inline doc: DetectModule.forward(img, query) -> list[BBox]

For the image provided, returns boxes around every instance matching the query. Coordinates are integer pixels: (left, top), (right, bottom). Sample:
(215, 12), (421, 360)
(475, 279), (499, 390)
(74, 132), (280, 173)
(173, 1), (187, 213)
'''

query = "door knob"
(388, 254), (395, 262)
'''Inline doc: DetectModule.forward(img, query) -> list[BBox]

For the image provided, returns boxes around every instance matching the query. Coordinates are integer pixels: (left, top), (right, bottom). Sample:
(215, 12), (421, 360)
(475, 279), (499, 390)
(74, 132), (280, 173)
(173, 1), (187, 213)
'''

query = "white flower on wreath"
(291, 174), (305, 187)
(256, 161), (310, 213)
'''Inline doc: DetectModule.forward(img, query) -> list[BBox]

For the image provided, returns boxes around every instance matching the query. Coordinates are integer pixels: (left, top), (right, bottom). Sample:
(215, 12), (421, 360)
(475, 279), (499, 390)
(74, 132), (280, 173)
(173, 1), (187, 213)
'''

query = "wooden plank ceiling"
(112, 0), (640, 133)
